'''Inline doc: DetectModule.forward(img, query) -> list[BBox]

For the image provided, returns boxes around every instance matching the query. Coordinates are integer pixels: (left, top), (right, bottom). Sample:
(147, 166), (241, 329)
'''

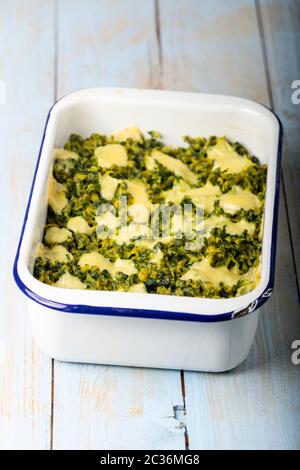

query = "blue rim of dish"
(13, 98), (283, 323)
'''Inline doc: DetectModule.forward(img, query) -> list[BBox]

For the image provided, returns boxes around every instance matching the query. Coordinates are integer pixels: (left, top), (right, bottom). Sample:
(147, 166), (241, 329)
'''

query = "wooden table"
(0, 0), (299, 450)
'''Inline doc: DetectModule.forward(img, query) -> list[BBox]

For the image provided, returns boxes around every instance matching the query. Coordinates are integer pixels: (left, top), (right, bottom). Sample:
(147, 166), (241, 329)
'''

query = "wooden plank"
(160, 0), (268, 102)
(52, 0), (185, 450)
(56, 0), (161, 92)
(0, 0), (54, 449)
(158, 0), (300, 449)
(257, 0), (300, 284)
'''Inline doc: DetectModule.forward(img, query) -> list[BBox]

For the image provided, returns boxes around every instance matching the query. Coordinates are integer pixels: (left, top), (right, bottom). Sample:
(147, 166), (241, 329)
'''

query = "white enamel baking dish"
(14, 88), (282, 372)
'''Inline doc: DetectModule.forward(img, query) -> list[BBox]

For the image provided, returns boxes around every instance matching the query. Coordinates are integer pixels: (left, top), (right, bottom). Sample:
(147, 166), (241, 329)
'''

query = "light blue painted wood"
(160, 0), (268, 103)
(158, 0), (300, 450)
(0, 0), (54, 449)
(51, 0), (185, 450)
(258, 0), (300, 280)
(53, 364), (185, 450)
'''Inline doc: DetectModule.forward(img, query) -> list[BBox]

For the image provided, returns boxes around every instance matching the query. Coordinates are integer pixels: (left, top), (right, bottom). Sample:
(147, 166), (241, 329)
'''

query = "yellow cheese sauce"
(181, 258), (241, 286)
(207, 137), (253, 173)
(150, 150), (198, 185)
(47, 173), (68, 214)
(53, 148), (79, 161)
(111, 126), (143, 143)
(99, 173), (120, 201)
(95, 143), (128, 168)
(35, 129), (267, 298)
(67, 216), (95, 235)
(78, 252), (137, 278)
(44, 226), (72, 244)
(36, 243), (72, 263)
(219, 186), (261, 214)
(54, 272), (87, 289)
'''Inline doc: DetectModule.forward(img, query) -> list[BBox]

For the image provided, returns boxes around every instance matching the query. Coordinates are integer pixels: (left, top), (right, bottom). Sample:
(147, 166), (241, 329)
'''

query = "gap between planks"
(155, 0), (163, 80)
(180, 370), (189, 450)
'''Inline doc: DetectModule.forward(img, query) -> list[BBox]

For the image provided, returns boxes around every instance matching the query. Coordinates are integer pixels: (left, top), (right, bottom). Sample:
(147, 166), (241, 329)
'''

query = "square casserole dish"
(13, 88), (282, 372)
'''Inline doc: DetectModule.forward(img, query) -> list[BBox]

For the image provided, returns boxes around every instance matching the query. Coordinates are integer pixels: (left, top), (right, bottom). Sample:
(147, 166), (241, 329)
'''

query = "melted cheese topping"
(128, 204), (150, 224)
(135, 239), (158, 249)
(36, 243), (72, 262)
(204, 214), (255, 236)
(162, 180), (191, 204)
(150, 248), (163, 264)
(208, 138), (253, 173)
(67, 216), (95, 235)
(126, 180), (150, 206)
(38, 129), (265, 298)
(111, 126), (143, 143)
(164, 181), (259, 217)
(144, 154), (156, 170)
(79, 252), (111, 271)
(113, 259), (138, 276)
(53, 148), (78, 160)
(163, 181), (221, 212)
(54, 272), (87, 289)
(95, 211), (119, 231)
(95, 144), (128, 168)
(172, 211), (184, 235)
(48, 173), (68, 214)
(151, 150), (198, 185)
(44, 227), (72, 244)
(181, 257), (260, 291)
(100, 173), (120, 201)
(78, 252), (137, 277)
(99, 176), (151, 223)
(113, 223), (150, 245)
(126, 180), (151, 223)
(241, 266), (261, 293)
(219, 186), (261, 214)
(187, 183), (221, 212)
